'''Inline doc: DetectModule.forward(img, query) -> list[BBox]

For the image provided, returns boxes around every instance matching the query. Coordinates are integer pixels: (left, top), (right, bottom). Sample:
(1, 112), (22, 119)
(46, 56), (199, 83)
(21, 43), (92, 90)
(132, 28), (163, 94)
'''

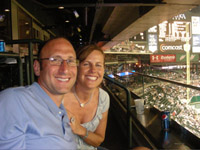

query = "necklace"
(74, 88), (94, 107)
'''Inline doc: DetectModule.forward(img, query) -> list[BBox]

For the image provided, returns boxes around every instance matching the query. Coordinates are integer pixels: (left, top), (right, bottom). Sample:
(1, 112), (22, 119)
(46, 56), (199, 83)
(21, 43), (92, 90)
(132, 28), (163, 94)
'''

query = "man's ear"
(33, 60), (40, 76)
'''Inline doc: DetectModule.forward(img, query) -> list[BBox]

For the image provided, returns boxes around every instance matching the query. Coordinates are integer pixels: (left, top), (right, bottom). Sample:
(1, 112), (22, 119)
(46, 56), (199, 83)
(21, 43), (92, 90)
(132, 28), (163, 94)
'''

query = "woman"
(63, 44), (110, 150)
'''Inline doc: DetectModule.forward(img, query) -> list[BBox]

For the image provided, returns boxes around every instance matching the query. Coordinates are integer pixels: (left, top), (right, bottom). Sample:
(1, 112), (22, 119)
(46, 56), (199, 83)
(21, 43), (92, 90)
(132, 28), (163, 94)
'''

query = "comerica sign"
(160, 44), (183, 52)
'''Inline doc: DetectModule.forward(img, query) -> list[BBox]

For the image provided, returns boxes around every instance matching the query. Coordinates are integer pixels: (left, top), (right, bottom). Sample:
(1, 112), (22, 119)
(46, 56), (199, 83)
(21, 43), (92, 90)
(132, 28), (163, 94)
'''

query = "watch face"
(0, 15), (5, 22)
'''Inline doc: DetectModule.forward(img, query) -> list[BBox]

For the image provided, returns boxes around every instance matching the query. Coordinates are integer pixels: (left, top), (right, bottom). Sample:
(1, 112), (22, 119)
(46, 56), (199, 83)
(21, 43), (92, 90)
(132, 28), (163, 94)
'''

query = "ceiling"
(16, 0), (200, 49)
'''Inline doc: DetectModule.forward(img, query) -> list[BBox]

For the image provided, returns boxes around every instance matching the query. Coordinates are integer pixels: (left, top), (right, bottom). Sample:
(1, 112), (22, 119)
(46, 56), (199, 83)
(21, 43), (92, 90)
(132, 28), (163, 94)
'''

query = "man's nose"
(58, 61), (70, 73)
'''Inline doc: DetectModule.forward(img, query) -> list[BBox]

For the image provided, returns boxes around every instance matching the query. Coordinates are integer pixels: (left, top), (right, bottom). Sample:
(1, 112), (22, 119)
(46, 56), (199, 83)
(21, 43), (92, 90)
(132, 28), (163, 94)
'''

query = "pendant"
(80, 103), (85, 107)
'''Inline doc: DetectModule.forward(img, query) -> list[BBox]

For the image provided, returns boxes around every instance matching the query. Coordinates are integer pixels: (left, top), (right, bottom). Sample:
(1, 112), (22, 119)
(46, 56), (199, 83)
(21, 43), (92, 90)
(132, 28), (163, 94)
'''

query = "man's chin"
(58, 88), (72, 94)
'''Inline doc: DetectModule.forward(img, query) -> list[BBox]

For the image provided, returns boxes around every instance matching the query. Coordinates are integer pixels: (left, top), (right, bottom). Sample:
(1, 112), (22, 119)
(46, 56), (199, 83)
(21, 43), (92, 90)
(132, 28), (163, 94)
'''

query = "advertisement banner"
(192, 34), (200, 53)
(176, 53), (199, 62)
(192, 16), (200, 34)
(148, 34), (158, 52)
(192, 16), (200, 53)
(158, 18), (191, 53)
(150, 54), (176, 63)
(159, 43), (184, 53)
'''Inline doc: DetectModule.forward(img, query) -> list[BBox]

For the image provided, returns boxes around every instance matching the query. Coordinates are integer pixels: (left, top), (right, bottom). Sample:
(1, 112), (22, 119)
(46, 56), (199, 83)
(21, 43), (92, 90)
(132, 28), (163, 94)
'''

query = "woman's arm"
(82, 110), (108, 147)
(69, 110), (109, 147)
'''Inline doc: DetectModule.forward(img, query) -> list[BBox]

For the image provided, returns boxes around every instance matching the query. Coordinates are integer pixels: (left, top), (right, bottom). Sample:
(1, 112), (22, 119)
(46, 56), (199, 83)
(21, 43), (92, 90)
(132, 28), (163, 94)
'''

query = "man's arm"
(0, 89), (26, 149)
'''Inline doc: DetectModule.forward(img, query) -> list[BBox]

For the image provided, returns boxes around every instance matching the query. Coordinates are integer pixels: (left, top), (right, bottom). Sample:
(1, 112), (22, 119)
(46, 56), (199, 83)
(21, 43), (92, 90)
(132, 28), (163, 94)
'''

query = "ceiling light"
(4, 58), (17, 64)
(4, 9), (10, 12)
(0, 15), (5, 22)
(77, 27), (81, 32)
(58, 6), (64, 9)
(73, 10), (79, 18)
(65, 20), (69, 23)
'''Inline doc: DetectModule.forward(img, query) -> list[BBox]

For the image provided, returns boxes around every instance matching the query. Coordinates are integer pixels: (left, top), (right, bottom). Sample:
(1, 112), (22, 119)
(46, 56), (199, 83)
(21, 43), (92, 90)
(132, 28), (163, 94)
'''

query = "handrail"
(1, 39), (42, 88)
(104, 75), (132, 149)
(0, 52), (20, 57)
(0, 52), (23, 86)
(6, 39), (43, 84)
(6, 39), (43, 44)
(104, 72), (200, 149)
(136, 72), (200, 91)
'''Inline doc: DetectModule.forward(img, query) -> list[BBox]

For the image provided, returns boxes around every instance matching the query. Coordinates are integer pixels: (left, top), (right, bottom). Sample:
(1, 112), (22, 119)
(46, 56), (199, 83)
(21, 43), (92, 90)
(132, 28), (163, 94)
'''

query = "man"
(0, 37), (78, 149)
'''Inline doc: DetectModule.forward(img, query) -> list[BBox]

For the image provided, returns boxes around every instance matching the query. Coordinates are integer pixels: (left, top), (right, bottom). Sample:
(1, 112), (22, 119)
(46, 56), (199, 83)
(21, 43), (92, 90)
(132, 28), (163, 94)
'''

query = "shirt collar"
(32, 82), (69, 122)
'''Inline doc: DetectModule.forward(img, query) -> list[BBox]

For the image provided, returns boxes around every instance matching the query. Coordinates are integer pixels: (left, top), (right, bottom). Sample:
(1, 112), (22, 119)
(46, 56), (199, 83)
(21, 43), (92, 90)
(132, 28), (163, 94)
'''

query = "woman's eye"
(97, 64), (102, 67)
(83, 63), (89, 66)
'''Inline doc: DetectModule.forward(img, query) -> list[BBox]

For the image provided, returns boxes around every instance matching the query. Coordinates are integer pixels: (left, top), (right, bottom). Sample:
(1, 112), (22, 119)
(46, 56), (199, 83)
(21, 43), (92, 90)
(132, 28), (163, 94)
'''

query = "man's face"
(35, 38), (77, 96)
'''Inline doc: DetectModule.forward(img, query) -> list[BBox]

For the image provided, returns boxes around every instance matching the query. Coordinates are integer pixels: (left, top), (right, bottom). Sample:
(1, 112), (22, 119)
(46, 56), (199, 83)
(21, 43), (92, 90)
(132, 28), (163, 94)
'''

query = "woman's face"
(77, 50), (104, 89)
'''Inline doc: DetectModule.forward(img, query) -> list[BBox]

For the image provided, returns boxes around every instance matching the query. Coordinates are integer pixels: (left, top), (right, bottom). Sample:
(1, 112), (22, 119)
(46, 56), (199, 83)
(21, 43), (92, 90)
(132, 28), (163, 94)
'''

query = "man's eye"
(52, 58), (62, 61)
(68, 59), (75, 63)
(50, 58), (62, 63)
(52, 58), (57, 61)
(52, 58), (60, 62)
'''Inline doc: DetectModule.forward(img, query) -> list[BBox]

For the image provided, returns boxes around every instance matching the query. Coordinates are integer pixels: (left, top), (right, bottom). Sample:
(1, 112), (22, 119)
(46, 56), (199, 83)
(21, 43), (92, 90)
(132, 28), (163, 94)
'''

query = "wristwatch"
(82, 128), (89, 139)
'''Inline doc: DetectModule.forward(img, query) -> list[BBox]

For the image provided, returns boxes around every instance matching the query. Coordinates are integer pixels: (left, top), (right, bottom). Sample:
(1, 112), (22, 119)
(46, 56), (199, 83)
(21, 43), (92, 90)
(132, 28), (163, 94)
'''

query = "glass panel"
(0, 59), (19, 91)
(142, 75), (200, 138)
(105, 72), (200, 139)
(0, 0), (11, 41)
(18, 7), (32, 39)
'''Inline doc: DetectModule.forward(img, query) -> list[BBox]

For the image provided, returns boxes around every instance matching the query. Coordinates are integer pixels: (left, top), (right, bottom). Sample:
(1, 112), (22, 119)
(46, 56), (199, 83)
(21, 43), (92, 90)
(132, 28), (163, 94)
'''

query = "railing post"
(25, 56), (30, 85)
(126, 88), (132, 149)
(104, 75), (132, 148)
(28, 41), (34, 84)
(17, 56), (23, 86)
(6, 39), (43, 85)
(142, 75), (144, 99)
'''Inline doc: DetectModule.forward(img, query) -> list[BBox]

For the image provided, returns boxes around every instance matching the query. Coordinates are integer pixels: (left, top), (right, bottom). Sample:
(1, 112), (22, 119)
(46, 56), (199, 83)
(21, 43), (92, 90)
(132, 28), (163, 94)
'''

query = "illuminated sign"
(172, 14), (186, 20)
(117, 72), (133, 77)
(176, 54), (199, 62)
(160, 44), (183, 52)
(192, 16), (200, 53)
(129, 31), (146, 41)
(192, 16), (200, 34)
(148, 34), (157, 52)
(192, 34), (200, 53)
(108, 74), (115, 78)
(159, 21), (190, 42)
(157, 19), (191, 54)
(132, 70), (136, 73)
(150, 54), (176, 63)
(148, 26), (157, 33)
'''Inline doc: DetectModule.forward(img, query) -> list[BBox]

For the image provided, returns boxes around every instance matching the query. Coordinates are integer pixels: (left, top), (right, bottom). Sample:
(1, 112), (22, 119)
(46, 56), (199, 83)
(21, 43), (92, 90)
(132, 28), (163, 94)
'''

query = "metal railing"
(0, 52), (23, 86)
(6, 39), (43, 85)
(104, 75), (133, 148)
(104, 71), (200, 149)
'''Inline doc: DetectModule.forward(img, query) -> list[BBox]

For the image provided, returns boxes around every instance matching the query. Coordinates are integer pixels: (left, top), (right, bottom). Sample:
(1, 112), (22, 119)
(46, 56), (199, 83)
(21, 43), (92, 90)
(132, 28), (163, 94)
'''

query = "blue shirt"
(0, 82), (77, 149)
